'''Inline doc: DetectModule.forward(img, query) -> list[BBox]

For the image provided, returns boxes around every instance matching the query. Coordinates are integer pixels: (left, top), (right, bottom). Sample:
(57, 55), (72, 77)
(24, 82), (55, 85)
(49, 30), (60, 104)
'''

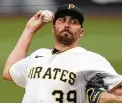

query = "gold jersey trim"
(108, 81), (122, 93)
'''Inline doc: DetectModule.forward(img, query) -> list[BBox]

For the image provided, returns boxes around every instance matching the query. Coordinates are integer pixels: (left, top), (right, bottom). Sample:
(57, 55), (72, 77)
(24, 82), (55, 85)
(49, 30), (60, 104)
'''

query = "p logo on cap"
(53, 4), (84, 25)
(68, 4), (75, 9)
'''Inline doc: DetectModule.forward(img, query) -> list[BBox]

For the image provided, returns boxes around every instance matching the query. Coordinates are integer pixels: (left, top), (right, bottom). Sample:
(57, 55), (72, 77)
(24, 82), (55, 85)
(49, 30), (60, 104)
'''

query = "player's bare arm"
(99, 89), (122, 103)
(2, 10), (49, 81)
(98, 84), (122, 103)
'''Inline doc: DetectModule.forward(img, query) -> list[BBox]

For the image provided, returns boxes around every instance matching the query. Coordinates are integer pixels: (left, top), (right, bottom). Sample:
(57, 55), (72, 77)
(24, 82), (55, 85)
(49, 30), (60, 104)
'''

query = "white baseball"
(41, 10), (53, 22)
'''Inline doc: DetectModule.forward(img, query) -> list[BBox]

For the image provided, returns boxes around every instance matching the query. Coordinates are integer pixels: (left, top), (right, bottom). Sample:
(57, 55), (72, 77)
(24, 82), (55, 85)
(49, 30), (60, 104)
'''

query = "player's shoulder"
(29, 48), (52, 58)
(77, 47), (108, 62)
(87, 50), (107, 62)
(87, 50), (104, 59)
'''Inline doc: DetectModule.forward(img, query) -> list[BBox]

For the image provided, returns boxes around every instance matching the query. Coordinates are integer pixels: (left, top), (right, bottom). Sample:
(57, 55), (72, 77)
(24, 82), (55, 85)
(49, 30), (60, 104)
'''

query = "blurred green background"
(0, 16), (122, 102)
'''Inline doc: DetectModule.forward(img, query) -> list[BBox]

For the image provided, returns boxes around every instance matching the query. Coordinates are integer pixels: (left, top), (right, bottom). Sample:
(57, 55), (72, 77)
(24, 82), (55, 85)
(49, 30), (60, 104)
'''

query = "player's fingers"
(38, 14), (45, 23)
(51, 11), (54, 20)
(36, 10), (43, 15)
(34, 10), (43, 19)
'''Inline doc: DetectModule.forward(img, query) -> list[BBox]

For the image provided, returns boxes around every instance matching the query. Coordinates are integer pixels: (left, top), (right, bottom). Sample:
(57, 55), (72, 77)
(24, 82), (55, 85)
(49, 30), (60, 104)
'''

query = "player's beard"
(54, 28), (76, 45)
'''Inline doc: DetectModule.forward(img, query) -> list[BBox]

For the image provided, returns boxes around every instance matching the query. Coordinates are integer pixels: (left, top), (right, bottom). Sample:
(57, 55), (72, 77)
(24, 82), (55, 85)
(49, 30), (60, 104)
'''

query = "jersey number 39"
(52, 90), (77, 103)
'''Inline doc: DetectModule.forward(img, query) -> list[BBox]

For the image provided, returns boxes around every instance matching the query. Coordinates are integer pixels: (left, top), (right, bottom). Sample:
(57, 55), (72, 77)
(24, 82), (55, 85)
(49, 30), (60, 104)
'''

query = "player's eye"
(58, 17), (65, 23)
(71, 19), (80, 24)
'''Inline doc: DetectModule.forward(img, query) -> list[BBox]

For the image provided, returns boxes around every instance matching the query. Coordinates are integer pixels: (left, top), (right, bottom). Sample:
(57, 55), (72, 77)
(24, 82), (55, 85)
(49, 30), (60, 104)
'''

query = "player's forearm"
(99, 92), (122, 103)
(98, 92), (116, 103)
(12, 28), (35, 56)
(3, 28), (35, 80)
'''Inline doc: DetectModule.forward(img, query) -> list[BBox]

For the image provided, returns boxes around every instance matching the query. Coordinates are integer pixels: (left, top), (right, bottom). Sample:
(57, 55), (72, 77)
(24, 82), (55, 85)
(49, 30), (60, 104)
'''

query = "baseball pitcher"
(3, 4), (122, 103)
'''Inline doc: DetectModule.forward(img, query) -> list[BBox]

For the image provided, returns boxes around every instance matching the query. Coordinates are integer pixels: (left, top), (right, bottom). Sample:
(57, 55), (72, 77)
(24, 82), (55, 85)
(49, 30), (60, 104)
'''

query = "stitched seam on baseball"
(43, 10), (52, 22)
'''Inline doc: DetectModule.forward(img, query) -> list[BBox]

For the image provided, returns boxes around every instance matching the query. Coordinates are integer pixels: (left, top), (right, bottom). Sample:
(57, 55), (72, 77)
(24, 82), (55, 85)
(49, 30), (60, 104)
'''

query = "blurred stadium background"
(0, 0), (122, 102)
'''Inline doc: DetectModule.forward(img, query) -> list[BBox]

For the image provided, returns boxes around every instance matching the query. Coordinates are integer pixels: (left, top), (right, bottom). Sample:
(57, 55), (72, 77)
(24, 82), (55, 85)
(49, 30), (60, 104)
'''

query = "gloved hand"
(85, 73), (108, 103)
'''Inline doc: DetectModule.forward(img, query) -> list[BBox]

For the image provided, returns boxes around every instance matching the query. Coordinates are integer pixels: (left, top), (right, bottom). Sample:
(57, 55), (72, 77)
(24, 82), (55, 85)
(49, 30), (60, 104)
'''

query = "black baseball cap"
(53, 4), (84, 25)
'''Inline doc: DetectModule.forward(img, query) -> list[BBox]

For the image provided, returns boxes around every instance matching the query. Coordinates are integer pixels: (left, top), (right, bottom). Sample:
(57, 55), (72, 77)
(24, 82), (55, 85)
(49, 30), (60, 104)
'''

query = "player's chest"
(27, 54), (87, 85)
(28, 54), (86, 72)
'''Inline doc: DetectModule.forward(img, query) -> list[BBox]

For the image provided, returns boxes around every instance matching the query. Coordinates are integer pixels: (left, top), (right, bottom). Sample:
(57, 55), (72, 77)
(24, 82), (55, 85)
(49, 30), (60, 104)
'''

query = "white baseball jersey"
(9, 47), (122, 103)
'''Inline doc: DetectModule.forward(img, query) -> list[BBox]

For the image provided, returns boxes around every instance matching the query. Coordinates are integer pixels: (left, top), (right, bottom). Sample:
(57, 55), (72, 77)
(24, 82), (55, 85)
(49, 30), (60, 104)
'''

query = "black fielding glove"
(85, 73), (108, 103)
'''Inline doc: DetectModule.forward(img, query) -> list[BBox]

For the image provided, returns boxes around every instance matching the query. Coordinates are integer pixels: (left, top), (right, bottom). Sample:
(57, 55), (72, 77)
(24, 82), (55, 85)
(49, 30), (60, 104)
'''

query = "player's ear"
(80, 28), (84, 37)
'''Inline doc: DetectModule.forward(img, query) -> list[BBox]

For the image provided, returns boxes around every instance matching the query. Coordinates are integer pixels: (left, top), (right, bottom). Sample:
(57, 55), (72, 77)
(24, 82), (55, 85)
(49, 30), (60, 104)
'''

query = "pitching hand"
(25, 10), (46, 33)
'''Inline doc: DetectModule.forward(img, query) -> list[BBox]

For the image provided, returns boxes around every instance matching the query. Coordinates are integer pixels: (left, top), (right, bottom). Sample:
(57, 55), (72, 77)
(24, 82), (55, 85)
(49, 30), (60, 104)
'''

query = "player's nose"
(64, 20), (70, 30)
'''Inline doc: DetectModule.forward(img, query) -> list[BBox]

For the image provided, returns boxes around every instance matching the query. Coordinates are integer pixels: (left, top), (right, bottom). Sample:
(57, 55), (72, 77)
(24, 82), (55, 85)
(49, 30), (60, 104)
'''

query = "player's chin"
(58, 37), (75, 45)
(56, 33), (75, 45)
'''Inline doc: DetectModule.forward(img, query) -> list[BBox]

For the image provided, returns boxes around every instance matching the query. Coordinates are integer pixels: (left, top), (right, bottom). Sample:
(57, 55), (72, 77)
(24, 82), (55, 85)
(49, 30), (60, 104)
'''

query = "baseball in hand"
(41, 10), (54, 22)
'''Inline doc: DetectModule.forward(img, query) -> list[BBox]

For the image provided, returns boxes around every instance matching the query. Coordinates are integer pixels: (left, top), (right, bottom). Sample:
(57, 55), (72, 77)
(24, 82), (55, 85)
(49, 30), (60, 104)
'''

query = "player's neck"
(54, 41), (79, 52)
